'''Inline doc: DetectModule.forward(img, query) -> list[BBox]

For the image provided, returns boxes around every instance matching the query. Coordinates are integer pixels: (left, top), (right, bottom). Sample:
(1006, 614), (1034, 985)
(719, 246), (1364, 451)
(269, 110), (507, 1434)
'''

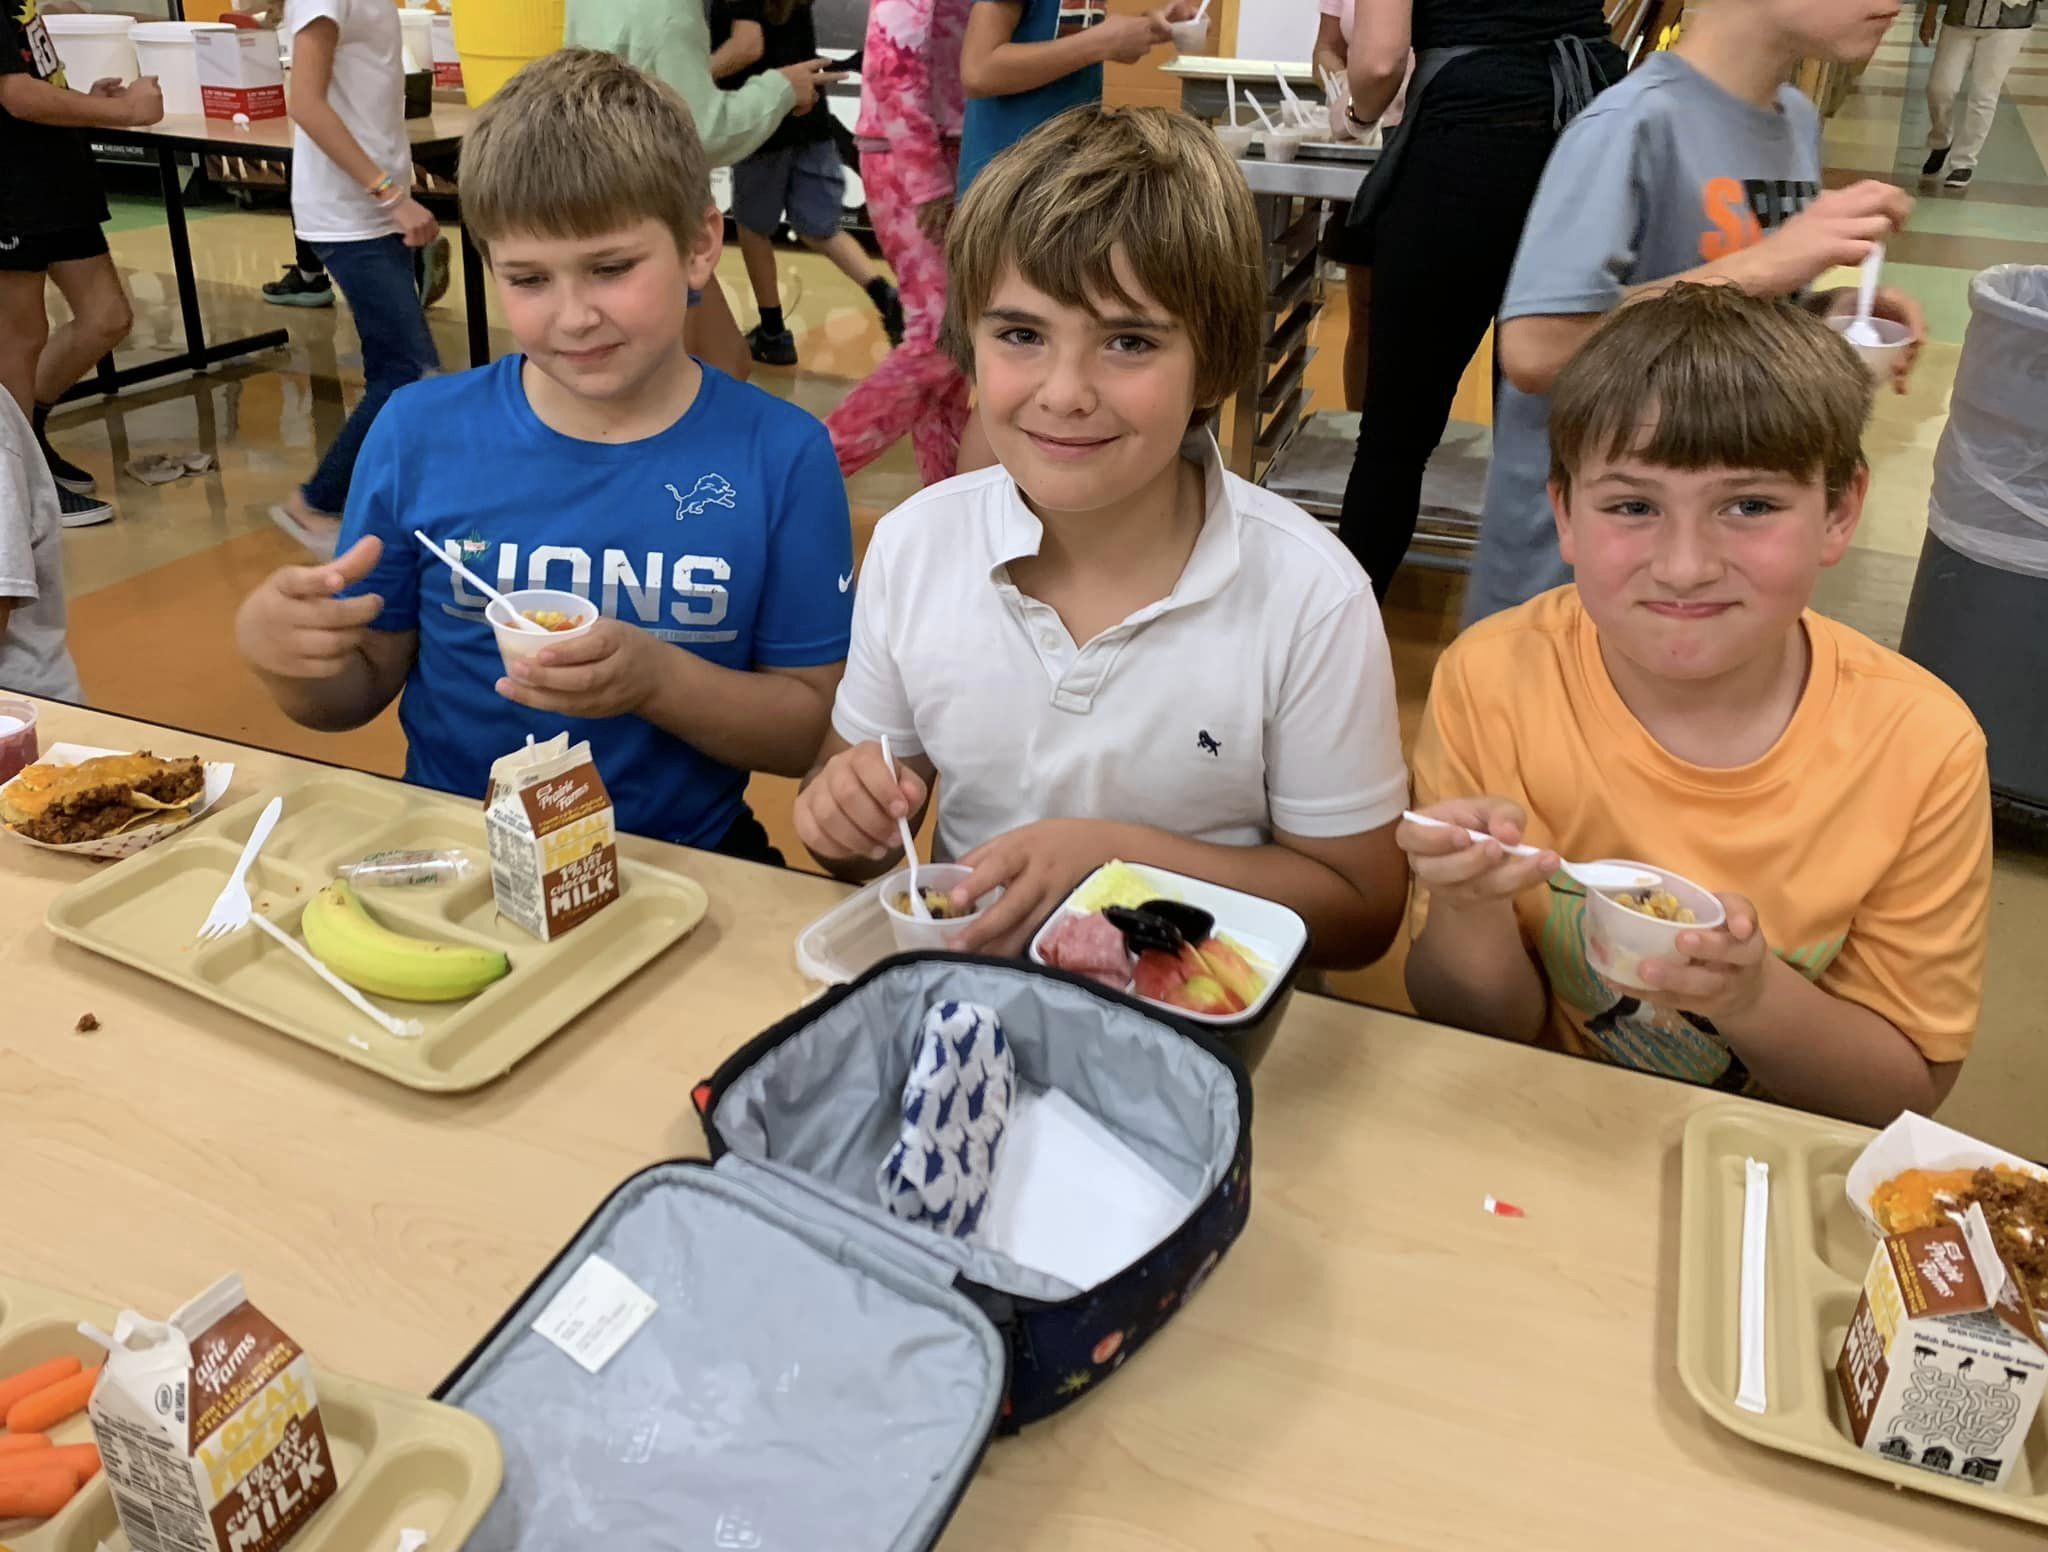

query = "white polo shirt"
(832, 437), (1409, 862)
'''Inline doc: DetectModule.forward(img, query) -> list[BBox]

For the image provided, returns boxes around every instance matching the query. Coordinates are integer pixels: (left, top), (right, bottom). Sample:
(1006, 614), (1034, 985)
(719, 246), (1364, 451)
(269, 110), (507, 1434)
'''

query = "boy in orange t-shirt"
(1402, 285), (1991, 1126)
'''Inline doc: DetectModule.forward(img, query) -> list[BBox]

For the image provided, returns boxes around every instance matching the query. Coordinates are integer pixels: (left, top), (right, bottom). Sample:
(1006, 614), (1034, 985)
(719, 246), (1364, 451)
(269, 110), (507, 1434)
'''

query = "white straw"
(413, 529), (546, 632)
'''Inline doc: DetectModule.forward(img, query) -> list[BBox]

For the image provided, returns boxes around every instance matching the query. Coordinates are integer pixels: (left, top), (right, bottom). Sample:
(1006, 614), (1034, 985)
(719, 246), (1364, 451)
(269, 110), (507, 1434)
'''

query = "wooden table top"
(3, 700), (2029, 1549)
(93, 101), (473, 158)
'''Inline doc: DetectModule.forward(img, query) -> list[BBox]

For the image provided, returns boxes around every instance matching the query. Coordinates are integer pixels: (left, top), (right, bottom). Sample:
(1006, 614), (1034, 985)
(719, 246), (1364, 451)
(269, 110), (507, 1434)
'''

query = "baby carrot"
(0, 1433), (47, 1455)
(0, 1443), (97, 1487)
(0, 1358), (80, 1419)
(0, 1464), (75, 1519)
(4, 1367), (99, 1435)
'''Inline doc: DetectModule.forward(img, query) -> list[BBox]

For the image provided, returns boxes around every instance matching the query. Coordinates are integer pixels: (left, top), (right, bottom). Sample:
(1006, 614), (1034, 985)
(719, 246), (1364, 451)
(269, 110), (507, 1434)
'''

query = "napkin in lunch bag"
(878, 1002), (1014, 1239)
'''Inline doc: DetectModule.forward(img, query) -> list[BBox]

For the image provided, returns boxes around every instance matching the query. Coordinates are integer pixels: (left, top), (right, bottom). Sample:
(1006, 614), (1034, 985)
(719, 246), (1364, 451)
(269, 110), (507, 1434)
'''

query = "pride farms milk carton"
(1836, 1203), (2048, 1488)
(484, 733), (620, 942)
(88, 1274), (336, 1550)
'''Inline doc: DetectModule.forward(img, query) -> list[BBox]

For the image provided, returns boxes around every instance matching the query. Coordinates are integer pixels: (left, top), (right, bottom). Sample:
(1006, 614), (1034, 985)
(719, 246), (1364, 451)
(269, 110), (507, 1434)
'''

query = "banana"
(300, 879), (510, 1003)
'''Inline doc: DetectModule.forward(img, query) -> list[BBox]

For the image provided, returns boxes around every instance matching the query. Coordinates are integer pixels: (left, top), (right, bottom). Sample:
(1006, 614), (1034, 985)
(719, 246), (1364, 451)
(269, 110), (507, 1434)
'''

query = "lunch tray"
(1676, 1102), (2048, 1527)
(0, 1272), (503, 1551)
(42, 774), (710, 1093)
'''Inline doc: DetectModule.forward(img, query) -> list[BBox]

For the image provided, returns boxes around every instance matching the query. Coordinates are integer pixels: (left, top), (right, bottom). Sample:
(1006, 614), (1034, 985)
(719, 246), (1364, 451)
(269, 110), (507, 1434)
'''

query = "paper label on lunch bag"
(532, 1255), (658, 1375)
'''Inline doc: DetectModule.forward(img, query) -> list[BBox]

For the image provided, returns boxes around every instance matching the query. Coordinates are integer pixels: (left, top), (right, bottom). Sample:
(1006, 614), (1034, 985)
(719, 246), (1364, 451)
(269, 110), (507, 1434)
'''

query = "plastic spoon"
(1243, 90), (1277, 134)
(413, 529), (546, 633)
(1400, 811), (1662, 893)
(879, 735), (931, 920)
(1844, 242), (1886, 348)
(1273, 65), (1307, 127)
(1227, 76), (1238, 128)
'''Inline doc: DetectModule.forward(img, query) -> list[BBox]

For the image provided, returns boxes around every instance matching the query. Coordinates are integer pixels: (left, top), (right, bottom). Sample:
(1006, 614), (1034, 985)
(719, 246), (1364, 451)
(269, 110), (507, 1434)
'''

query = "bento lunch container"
(1027, 861), (1309, 1072)
(1581, 861), (1725, 988)
(441, 956), (1252, 1548)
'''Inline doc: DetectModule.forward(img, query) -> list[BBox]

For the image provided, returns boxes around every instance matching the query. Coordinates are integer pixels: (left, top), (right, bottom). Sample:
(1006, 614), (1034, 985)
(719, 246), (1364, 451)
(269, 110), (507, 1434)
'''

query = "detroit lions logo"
(668, 474), (737, 520)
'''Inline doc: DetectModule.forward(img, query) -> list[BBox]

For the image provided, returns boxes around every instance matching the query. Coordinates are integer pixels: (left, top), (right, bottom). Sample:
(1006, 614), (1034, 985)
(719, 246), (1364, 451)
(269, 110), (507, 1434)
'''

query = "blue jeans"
(303, 235), (440, 515)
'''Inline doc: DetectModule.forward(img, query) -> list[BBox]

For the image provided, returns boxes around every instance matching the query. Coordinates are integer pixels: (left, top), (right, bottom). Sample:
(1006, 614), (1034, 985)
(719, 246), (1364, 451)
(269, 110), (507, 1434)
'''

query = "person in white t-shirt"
(793, 109), (1411, 967)
(271, 0), (443, 558)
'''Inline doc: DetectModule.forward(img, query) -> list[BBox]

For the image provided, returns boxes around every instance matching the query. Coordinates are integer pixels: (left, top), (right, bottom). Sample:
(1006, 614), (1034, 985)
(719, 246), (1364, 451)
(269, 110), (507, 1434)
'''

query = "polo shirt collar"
(984, 430), (1242, 613)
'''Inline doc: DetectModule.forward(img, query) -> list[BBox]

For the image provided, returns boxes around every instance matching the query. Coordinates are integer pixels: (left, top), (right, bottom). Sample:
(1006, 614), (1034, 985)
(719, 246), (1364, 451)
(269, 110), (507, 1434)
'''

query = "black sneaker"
(1921, 144), (1949, 181)
(748, 324), (798, 366)
(57, 485), (114, 529)
(1944, 165), (1974, 191)
(262, 264), (334, 308)
(41, 440), (95, 496)
(874, 282), (905, 347)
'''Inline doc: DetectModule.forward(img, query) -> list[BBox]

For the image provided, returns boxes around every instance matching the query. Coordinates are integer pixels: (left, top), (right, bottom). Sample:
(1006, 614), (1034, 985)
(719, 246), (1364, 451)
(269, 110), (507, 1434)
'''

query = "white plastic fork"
(879, 735), (932, 921)
(1400, 811), (1660, 893)
(195, 796), (424, 1038)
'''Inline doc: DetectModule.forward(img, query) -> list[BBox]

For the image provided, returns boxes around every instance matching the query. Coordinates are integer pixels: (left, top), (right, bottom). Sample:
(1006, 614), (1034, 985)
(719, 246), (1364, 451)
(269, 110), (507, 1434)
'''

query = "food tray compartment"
(0, 1272), (502, 1551)
(1677, 1103), (2048, 1526)
(43, 775), (711, 1093)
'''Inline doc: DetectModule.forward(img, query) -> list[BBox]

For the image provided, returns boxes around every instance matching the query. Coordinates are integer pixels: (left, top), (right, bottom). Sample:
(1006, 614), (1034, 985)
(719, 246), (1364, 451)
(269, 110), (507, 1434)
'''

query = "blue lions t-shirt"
(337, 357), (854, 848)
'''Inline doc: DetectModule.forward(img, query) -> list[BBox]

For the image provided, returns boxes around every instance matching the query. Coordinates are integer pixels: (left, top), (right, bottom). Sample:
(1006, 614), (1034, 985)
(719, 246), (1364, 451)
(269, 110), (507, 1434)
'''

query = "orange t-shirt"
(1411, 587), (1992, 1089)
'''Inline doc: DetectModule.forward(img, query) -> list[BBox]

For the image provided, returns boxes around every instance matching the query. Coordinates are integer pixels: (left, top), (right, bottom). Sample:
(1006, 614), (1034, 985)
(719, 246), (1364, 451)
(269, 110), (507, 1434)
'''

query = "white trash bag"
(1927, 264), (2048, 579)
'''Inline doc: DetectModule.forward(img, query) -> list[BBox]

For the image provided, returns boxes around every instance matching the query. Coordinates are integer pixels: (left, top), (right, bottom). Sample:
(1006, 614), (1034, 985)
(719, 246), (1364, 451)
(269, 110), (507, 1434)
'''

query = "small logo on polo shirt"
(837, 572), (853, 593)
(667, 474), (737, 520)
(1197, 731), (1221, 757)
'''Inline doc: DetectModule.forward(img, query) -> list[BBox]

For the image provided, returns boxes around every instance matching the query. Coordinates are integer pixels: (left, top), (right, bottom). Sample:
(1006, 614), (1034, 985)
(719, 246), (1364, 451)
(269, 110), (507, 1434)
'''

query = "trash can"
(451, 0), (564, 107)
(1899, 265), (2048, 823)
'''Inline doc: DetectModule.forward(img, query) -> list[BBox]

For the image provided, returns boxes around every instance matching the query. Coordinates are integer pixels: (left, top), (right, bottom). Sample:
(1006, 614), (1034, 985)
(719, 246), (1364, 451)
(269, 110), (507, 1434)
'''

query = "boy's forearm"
(1084, 824), (1401, 971)
(290, 95), (386, 189)
(1405, 901), (1548, 1041)
(0, 74), (136, 128)
(962, 32), (1113, 99)
(255, 655), (399, 734)
(640, 651), (833, 779)
(1714, 959), (1951, 1126)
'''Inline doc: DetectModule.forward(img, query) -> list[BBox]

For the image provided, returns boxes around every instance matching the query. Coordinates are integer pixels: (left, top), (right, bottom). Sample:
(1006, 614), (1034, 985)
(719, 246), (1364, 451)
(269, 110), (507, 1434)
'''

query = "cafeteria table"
(3, 700), (2036, 1550)
(61, 103), (489, 405)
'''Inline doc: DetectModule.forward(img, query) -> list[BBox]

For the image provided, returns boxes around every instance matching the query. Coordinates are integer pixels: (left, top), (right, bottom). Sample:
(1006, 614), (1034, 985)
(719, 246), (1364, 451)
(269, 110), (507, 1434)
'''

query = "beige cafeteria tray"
(44, 773), (710, 1093)
(0, 1272), (503, 1551)
(1677, 1102), (2048, 1528)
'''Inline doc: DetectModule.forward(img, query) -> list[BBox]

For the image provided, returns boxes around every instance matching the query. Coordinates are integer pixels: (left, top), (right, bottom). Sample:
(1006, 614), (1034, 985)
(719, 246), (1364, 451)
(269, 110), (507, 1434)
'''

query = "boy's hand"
(495, 618), (659, 719)
(1631, 893), (1771, 1018)
(120, 76), (164, 127)
(794, 740), (926, 865)
(235, 536), (386, 680)
(777, 58), (844, 115)
(1732, 182), (1913, 296)
(390, 194), (439, 249)
(1823, 284), (1926, 394)
(1398, 799), (1558, 911)
(951, 819), (1119, 957)
(1097, 14), (1170, 65)
(1920, 7), (1940, 46)
(1161, 1), (1202, 20)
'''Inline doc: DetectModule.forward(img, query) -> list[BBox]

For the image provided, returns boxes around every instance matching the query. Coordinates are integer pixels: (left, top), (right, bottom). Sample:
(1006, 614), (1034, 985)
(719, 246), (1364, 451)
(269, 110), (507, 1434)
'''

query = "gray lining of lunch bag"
(710, 958), (1241, 1300)
(448, 1161), (1003, 1552)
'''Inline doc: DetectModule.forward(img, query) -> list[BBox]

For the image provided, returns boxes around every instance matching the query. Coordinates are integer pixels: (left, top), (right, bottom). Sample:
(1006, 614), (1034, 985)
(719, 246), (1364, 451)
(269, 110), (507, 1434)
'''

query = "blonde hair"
(942, 106), (1264, 407)
(1550, 282), (1874, 503)
(460, 49), (711, 261)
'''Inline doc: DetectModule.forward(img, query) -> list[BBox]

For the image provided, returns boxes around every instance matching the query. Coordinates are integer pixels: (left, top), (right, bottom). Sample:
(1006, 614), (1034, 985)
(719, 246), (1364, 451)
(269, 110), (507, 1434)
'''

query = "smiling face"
(973, 255), (1202, 519)
(490, 215), (718, 404)
(1553, 450), (1865, 684)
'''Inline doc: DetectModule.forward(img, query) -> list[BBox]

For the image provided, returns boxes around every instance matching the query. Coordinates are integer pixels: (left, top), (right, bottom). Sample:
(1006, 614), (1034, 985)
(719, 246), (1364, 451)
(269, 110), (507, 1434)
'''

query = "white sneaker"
(57, 486), (114, 528)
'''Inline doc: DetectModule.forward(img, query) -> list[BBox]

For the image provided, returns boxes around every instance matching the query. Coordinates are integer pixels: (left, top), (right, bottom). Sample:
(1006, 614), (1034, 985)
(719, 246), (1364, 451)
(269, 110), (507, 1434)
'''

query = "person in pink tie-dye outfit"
(824, 0), (973, 486)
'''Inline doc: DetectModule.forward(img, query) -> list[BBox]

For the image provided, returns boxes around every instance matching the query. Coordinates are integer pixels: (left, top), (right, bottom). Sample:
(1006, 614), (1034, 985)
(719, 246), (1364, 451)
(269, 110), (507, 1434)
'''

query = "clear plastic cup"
(1583, 862), (1727, 989)
(0, 697), (39, 786)
(879, 863), (1000, 953)
(1169, 19), (1209, 54)
(1261, 127), (1307, 164)
(1214, 123), (1257, 157)
(486, 589), (599, 677)
(1826, 314), (1912, 384)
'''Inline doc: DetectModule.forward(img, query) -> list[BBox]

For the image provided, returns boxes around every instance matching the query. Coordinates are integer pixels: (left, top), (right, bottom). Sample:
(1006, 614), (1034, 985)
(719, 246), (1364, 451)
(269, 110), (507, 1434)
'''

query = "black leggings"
(1336, 120), (1565, 598)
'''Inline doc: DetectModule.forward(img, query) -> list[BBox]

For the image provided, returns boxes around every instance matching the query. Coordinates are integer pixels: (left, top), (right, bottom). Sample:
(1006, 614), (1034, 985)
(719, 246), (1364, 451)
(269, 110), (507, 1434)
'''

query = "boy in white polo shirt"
(794, 107), (1410, 966)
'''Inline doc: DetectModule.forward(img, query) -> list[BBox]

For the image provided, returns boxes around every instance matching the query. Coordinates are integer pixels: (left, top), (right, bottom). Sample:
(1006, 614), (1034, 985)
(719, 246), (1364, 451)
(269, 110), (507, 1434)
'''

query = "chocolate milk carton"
(1836, 1203), (2048, 1488)
(485, 733), (620, 942)
(88, 1274), (336, 1550)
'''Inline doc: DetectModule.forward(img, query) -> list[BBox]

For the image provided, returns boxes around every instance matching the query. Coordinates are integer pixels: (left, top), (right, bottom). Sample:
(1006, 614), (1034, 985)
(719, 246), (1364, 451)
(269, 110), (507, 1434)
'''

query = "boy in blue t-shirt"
(234, 49), (854, 859)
